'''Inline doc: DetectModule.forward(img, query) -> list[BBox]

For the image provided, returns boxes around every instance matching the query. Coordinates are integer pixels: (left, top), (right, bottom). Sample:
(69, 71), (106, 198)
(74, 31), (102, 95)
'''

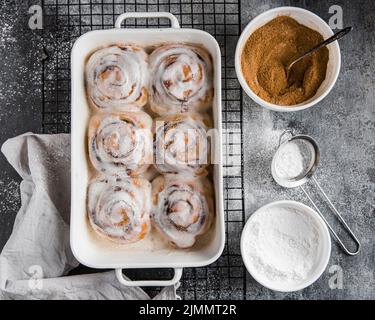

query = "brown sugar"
(241, 16), (329, 106)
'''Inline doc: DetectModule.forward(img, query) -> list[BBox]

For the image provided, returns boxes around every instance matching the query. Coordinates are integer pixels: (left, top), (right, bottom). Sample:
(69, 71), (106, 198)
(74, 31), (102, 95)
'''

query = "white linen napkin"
(0, 133), (178, 300)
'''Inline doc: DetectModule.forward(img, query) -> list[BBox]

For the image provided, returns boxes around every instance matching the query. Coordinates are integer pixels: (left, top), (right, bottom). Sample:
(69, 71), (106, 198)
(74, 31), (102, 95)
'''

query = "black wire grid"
(42, 0), (245, 299)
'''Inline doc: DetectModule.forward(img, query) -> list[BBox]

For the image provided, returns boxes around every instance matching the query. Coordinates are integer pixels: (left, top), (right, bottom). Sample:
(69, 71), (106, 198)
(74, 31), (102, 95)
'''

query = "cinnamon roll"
(88, 111), (153, 176)
(151, 175), (214, 248)
(86, 45), (149, 112)
(87, 176), (151, 244)
(154, 113), (212, 176)
(149, 44), (214, 115)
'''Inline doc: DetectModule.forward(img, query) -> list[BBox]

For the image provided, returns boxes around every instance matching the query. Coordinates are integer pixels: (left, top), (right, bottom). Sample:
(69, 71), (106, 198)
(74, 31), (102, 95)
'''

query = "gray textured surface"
(0, 0), (373, 300)
(242, 0), (374, 299)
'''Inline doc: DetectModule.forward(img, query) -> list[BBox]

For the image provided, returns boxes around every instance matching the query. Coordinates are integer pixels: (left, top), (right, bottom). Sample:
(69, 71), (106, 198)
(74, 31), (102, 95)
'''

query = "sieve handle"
(278, 129), (294, 148)
(300, 177), (361, 256)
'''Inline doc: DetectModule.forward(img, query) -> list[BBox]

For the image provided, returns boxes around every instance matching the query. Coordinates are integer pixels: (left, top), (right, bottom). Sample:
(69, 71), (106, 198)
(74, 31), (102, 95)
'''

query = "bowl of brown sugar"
(235, 7), (341, 112)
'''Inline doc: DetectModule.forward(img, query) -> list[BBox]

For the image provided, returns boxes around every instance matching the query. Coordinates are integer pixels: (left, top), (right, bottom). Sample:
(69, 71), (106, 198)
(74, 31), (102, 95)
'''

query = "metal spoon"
(286, 26), (352, 79)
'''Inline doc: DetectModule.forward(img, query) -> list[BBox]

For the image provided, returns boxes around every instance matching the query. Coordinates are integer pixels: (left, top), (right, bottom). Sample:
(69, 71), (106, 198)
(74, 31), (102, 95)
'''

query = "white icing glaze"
(149, 44), (213, 115)
(86, 45), (149, 112)
(87, 175), (151, 244)
(88, 112), (153, 176)
(154, 113), (211, 176)
(151, 175), (214, 248)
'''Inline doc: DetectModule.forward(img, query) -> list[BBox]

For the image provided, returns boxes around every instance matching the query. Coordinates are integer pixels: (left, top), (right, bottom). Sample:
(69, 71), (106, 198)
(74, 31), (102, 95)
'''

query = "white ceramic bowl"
(240, 200), (331, 292)
(235, 7), (341, 112)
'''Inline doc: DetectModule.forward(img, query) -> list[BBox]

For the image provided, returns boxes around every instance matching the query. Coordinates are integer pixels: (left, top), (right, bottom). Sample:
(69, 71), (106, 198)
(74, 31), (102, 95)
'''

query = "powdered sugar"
(274, 139), (316, 181)
(243, 205), (321, 286)
(0, 178), (20, 214)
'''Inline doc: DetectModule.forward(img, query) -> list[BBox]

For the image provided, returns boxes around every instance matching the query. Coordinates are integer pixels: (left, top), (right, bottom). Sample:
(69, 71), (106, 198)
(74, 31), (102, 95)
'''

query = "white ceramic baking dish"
(70, 12), (224, 287)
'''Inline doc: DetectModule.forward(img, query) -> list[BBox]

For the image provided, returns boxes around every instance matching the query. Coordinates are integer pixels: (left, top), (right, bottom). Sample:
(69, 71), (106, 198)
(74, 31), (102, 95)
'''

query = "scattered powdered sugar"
(0, 178), (21, 214)
(244, 205), (321, 286)
(0, 21), (16, 50)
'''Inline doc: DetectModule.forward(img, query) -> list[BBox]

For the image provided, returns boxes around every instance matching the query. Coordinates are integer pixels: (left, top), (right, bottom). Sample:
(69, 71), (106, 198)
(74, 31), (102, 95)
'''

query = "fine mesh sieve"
(271, 130), (361, 256)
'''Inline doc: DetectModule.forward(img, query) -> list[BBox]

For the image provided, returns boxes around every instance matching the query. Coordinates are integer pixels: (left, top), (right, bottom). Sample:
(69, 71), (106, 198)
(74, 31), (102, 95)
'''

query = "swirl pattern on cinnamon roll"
(154, 113), (212, 176)
(149, 44), (214, 115)
(86, 45), (149, 112)
(87, 176), (151, 244)
(151, 175), (214, 248)
(88, 111), (153, 176)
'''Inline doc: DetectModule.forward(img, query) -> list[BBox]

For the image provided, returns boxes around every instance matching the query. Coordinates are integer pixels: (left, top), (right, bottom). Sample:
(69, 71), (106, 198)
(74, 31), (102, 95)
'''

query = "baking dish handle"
(115, 12), (180, 29)
(115, 268), (183, 287)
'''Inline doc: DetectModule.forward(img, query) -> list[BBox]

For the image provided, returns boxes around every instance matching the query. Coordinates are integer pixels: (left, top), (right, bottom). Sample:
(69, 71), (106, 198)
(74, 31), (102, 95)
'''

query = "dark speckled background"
(0, 0), (374, 299)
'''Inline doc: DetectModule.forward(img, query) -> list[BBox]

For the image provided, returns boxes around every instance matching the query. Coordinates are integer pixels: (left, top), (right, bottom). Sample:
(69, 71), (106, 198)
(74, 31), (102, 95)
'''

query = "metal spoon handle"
(288, 26), (352, 69)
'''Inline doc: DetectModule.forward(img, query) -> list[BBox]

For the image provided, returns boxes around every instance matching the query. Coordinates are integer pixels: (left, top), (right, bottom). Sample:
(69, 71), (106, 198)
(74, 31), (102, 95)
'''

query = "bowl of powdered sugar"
(241, 200), (331, 292)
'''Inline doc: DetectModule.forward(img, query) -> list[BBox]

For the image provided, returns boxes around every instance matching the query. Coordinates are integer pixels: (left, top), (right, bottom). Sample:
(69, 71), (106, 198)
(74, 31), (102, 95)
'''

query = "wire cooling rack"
(41, 0), (245, 299)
